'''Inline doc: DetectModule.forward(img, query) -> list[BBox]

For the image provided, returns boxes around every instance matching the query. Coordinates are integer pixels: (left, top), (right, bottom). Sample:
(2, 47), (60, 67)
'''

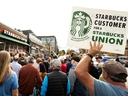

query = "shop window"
(31, 49), (35, 55)
(0, 42), (5, 51)
(14, 45), (17, 53)
(35, 48), (38, 54)
(18, 45), (23, 53)
(5, 42), (10, 52)
(10, 44), (14, 53)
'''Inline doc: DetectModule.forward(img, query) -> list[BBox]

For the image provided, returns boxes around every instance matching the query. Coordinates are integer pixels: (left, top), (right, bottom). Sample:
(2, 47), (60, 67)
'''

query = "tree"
(44, 37), (53, 55)
(66, 49), (76, 55)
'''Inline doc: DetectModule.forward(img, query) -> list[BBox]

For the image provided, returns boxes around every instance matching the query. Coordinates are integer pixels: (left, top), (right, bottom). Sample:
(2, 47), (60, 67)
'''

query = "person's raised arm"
(74, 41), (103, 94)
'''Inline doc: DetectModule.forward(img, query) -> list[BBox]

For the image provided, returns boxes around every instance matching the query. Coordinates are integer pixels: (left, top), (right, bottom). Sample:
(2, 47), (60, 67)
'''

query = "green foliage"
(108, 53), (116, 56)
(97, 51), (105, 55)
(66, 49), (75, 55)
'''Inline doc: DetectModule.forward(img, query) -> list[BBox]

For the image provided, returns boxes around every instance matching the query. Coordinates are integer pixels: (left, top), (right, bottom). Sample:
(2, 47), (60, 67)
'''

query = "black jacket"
(46, 69), (67, 96)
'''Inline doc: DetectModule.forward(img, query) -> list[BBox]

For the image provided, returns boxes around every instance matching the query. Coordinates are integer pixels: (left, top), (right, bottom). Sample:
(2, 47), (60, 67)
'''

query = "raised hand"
(88, 41), (103, 56)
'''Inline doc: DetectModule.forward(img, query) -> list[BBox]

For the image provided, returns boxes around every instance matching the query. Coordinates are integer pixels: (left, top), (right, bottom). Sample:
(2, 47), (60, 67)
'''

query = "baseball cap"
(71, 56), (80, 62)
(51, 59), (61, 68)
(100, 60), (127, 77)
(96, 56), (102, 59)
(101, 58), (109, 62)
(96, 56), (102, 62)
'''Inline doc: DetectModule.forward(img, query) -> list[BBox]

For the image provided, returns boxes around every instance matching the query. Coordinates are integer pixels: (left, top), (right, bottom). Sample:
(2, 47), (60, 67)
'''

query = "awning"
(0, 34), (29, 46)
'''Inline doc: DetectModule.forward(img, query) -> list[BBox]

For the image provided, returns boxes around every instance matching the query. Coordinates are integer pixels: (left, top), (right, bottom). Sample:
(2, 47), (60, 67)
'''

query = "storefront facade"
(37, 36), (59, 54)
(0, 22), (29, 53)
(22, 30), (44, 55)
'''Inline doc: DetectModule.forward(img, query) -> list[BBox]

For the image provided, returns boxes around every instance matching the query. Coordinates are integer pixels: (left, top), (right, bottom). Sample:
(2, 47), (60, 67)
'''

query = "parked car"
(103, 56), (116, 61)
(118, 56), (128, 67)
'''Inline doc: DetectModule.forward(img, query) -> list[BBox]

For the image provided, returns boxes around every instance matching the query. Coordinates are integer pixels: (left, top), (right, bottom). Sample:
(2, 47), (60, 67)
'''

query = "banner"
(67, 6), (128, 54)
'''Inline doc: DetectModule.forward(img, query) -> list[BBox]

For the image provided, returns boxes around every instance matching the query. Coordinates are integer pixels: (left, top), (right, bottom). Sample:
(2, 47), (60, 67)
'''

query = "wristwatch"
(87, 53), (93, 59)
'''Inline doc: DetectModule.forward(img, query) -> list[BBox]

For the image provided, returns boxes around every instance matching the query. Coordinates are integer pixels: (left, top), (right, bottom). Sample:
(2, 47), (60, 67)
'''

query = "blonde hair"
(36, 58), (42, 64)
(0, 51), (12, 85)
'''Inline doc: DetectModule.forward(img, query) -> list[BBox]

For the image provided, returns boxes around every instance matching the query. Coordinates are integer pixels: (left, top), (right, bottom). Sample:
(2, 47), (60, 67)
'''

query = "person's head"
(21, 53), (25, 56)
(53, 55), (57, 59)
(101, 60), (127, 83)
(69, 55), (71, 59)
(66, 55), (69, 60)
(71, 52), (77, 57)
(19, 53), (22, 57)
(40, 54), (44, 57)
(51, 59), (61, 69)
(46, 57), (49, 60)
(51, 53), (53, 57)
(13, 55), (19, 62)
(116, 55), (118, 58)
(36, 53), (39, 57)
(60, 59), (64, 63)
(33, 55), (36, 59)
(20, 56), (25, 62)
(71, 56), (80, 65)
(47, 58), (51, 63)
(0, 51), (12, 85)
(96, 56), (102, 63)
(28, 57), (34, 64)
(36, 58), (42, 64)
(42, 58), (45, 62)
(10, 52), (14, 57)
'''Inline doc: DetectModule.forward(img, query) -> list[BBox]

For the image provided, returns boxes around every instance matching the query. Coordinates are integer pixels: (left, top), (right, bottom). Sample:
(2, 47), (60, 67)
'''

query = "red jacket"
(60, 63), (67, 73)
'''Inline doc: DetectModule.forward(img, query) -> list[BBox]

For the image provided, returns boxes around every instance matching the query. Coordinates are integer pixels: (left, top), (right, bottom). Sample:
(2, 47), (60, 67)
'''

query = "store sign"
(29, 34), (42, 45)
(31, 47), (36, 49)
(36, 46), (39, 48)
(3, 30), (27, 42)
(40, 49), (44, 51)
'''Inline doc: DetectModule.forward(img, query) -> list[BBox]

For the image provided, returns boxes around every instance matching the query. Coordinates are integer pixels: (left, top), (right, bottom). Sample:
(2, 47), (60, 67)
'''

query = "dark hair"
(21, 56), (25, 60)
(13, 56), (19, 61)
(71, 52), (77, 57)
(19, 53), (22, 57)
(42, 58), (45, 62)
(10, 52), (14, 57)
(96, 56), (102, 59)
(53, 55), (57, 59)
(33, 55), (36, 59)
(108, 73), (127, 83)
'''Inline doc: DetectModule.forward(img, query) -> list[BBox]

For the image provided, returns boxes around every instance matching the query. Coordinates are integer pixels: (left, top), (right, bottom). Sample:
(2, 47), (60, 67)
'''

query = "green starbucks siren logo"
(70, 11), (92, 41)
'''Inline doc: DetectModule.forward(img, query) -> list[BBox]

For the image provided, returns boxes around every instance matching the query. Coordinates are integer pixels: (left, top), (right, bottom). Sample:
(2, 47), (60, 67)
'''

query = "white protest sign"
(67, 6), (128, 54)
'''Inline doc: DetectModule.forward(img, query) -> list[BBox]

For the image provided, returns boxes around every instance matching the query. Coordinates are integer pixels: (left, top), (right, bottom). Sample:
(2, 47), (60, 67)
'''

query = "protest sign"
(67, 6), (128, 54)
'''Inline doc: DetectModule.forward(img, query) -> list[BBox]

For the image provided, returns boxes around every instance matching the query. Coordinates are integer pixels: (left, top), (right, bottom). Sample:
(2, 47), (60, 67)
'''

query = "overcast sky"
(1, 0), (128, 50)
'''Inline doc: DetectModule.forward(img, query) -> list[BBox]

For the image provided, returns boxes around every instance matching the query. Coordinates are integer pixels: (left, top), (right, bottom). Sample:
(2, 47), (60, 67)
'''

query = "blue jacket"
(68, 64), (87, 96)
(66, 61), (72, 75)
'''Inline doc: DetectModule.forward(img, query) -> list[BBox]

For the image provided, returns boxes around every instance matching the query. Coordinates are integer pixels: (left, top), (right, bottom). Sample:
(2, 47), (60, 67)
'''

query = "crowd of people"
(0, 41), (128, 96)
